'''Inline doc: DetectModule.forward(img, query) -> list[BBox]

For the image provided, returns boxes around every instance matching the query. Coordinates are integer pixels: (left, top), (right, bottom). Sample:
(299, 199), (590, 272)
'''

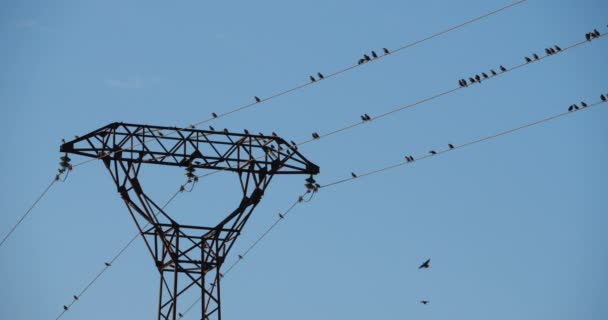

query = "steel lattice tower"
(60, 122), (319, 320)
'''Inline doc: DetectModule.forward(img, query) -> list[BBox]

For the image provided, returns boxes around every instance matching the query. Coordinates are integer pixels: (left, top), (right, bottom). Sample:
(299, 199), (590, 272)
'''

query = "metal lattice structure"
(60, 122), (319, 320)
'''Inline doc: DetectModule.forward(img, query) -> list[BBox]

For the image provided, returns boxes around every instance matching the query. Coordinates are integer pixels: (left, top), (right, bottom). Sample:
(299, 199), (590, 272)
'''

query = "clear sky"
(1, 0), (607, 319)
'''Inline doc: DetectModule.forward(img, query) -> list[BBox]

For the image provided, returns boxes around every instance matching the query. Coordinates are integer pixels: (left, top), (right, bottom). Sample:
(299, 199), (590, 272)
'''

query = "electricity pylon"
(61, 122), (319, 320)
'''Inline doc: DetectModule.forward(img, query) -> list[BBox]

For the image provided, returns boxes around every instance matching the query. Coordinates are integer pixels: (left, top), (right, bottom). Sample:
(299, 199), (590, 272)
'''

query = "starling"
(361, 115), (367, 121)
(351, 172), (357, 178)
(581, 101), (588, 107)
(594, 29), (600, 37)
(601, 94), (607, 102)
(525, 56), (532, 63)
(364, 54), (371, 61)
(312, 132), (320, 139)
(429, 150), (437, 155)
(448, 144), (455, 149)
(545, 48), (552, 55)
(254, 96), (261, 103)
(73, 295), (79, 300)
(63, 306), (69, 311)
(364, 114), (371, 120)
(104, 262), (111, 267)
(383, 48), (390, 54)
(309, 75), (316, 82)
(573, 104), (579, 110)
(317, 72), (324, 79)
(209, 125), (215, 131)
(244, 129), (249, 134)
(459, 79), (465, 87)
(533, 53), (539, 60)
(469, 77), (476, 84)
(490, 69), (497, 76)
(371, 51), (378, 58)
(500, 65), (507, 72)
(278, 213), (284, 219)
(586, 33), (592, 41)
(224, 128), (229, 133)
(358, 58), (365, 65)
(555, 45), (562, 52)
(482, 72), (489, 79)
(420, 300), (429, 305)
(238, 254), (243, 259)
(179, 313), (183, 318)
(475, 75), (481, 82)
(419, 259), (430, 269)
(568, 105), (574, 112)
(212, 112), (218, 118)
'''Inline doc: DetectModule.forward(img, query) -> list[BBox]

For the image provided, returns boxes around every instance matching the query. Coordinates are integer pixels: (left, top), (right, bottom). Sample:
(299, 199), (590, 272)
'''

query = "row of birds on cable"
(585, 29), (601, 41)
(524, 44), (562, 63)
(458, 65), (507, 87)
(62, 261), (114, 311)
(357, 48), (391, 65)
(567, 94), (608, 112)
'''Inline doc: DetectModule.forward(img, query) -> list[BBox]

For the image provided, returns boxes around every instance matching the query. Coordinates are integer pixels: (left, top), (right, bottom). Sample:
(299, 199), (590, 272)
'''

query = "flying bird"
(500, 65), (507, 72)
(383, 48), (390, 54)
(351, 172), (357, 178)
(419, 259), (431, 269)
(309, 75), (316, 82)
(371, 51), (378, 58)
(317, 72), (324, 79)
(420, 300), (429, 305)
(254, 96), (261, 103)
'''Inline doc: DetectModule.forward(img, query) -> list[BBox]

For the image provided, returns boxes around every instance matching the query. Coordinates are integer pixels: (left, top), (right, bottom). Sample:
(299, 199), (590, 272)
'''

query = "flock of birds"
(458, 65), (508, 87)
(357, 47), (391, 65)
(568, 94), (607, 112)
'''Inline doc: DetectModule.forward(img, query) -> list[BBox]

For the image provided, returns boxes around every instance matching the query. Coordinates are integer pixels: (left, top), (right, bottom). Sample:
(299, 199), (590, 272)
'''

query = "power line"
(193, 31), (605, 182)
(55, 185), (186, 319)
(0, 174), (63, 249)
(68, 0), (527, 169)
(178, 94), (606, 319)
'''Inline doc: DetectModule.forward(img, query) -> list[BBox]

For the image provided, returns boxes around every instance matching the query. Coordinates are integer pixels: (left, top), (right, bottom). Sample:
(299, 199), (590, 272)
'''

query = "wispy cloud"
(105, 75), (162, 89)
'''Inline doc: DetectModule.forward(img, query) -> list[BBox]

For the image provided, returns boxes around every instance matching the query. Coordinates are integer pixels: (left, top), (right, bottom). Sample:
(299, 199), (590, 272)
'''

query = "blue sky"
(1, 0), (607, 319)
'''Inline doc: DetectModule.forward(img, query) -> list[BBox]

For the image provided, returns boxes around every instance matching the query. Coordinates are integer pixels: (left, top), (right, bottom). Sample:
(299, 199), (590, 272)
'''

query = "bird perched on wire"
(209, 125), (215, 131)
(490, 69), (497, 76)
(469, 77), (476, 84)
(223, 128), (229, 133)
(312, 132), (320, 139)
(371, 51), (378, 58)
(500, 65), (507, 72)
(405, 155), (414, 163)
(448, 144), (455, 149)
(601, 94), (607, 102)
(278, 213), (284, 219)
(525, 56), (532, 63)
(554, 45), (562, 52)
(211, 112), (218, 118)
(63, 305), (69, 311)
(533, 53), (539, 60)
(383, 48), (390, 55)
(593, 29), (600, 37)
(351, 172), (357, 178)
(475, 75), (481, 83)
(358, 58), (365, 65)
(586, 33), (592, 41)
(581, 101), (588, 108)
(309, 75), (316, 82)
(429, 150), (437, 155)
(361, 114), (371, 121)
(364, 54), (371, 61)
(418, 259), (431, 269)
(244, 129), (249, 134)
(254, 96), (261, 103)
(73, 295), (79, 300)
(545, 48), (552, 55)
(317, 72), (324, 79)
(482, 72), (489, 79)
(104, 262), (111, 267)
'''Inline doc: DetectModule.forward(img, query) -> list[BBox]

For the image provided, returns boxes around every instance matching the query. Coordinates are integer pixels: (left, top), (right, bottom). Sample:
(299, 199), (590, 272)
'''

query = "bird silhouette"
(490, 69), (497, 76)
(568, 105), (574, 112)
(448, 144), (455, 149)
(358, 58), (365, 65)
(586, 33), (592, 41)
(482, 72), (489, 79)
(223, 128), (229, 133)
(525, 56), (532, 63)
(312, 132), (320, 139)
(383, 48), (390, 54)
(364, 113), (371, 120)
(419, 259), (431, 269)
(244, 129), (249, 134)
(317, 72), (324, 79)
(459, 79), (465, 87)
(573, 104), (579, 110)
(469, 77), (476, 84)
(364, 54), (371, 61)
(254, 96), (261, 103)
(208, 126), (215, 131)
(291, 140), (297, 146)
(351, 172), (357, 178)
(601, 94), (607, 102)
(475, 75), (481, 82)
(581, 101), (588, 107)
(500, 65), (507, 72)
(179, 313), (183, 318)
(545, 48), (552, 55)
(211, 112), (218, 118)
(272, 132), (278, 137)
(594, 29), (600, 37)
(533, 53), (539, 60)
(278, 213), (284, 219)
(555, 45), (562, 52)
(372, 51), (378, 58)
(63, 305), (69, 311)
(238, 254), (243, 259)
(420, 300), (429, 305)
(73, 295), (79, 300)
(361, 115), (368, 121)
(429, 151), (437, 155)
(309, 75), (316, 82)
(104, 262), (111, 267)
